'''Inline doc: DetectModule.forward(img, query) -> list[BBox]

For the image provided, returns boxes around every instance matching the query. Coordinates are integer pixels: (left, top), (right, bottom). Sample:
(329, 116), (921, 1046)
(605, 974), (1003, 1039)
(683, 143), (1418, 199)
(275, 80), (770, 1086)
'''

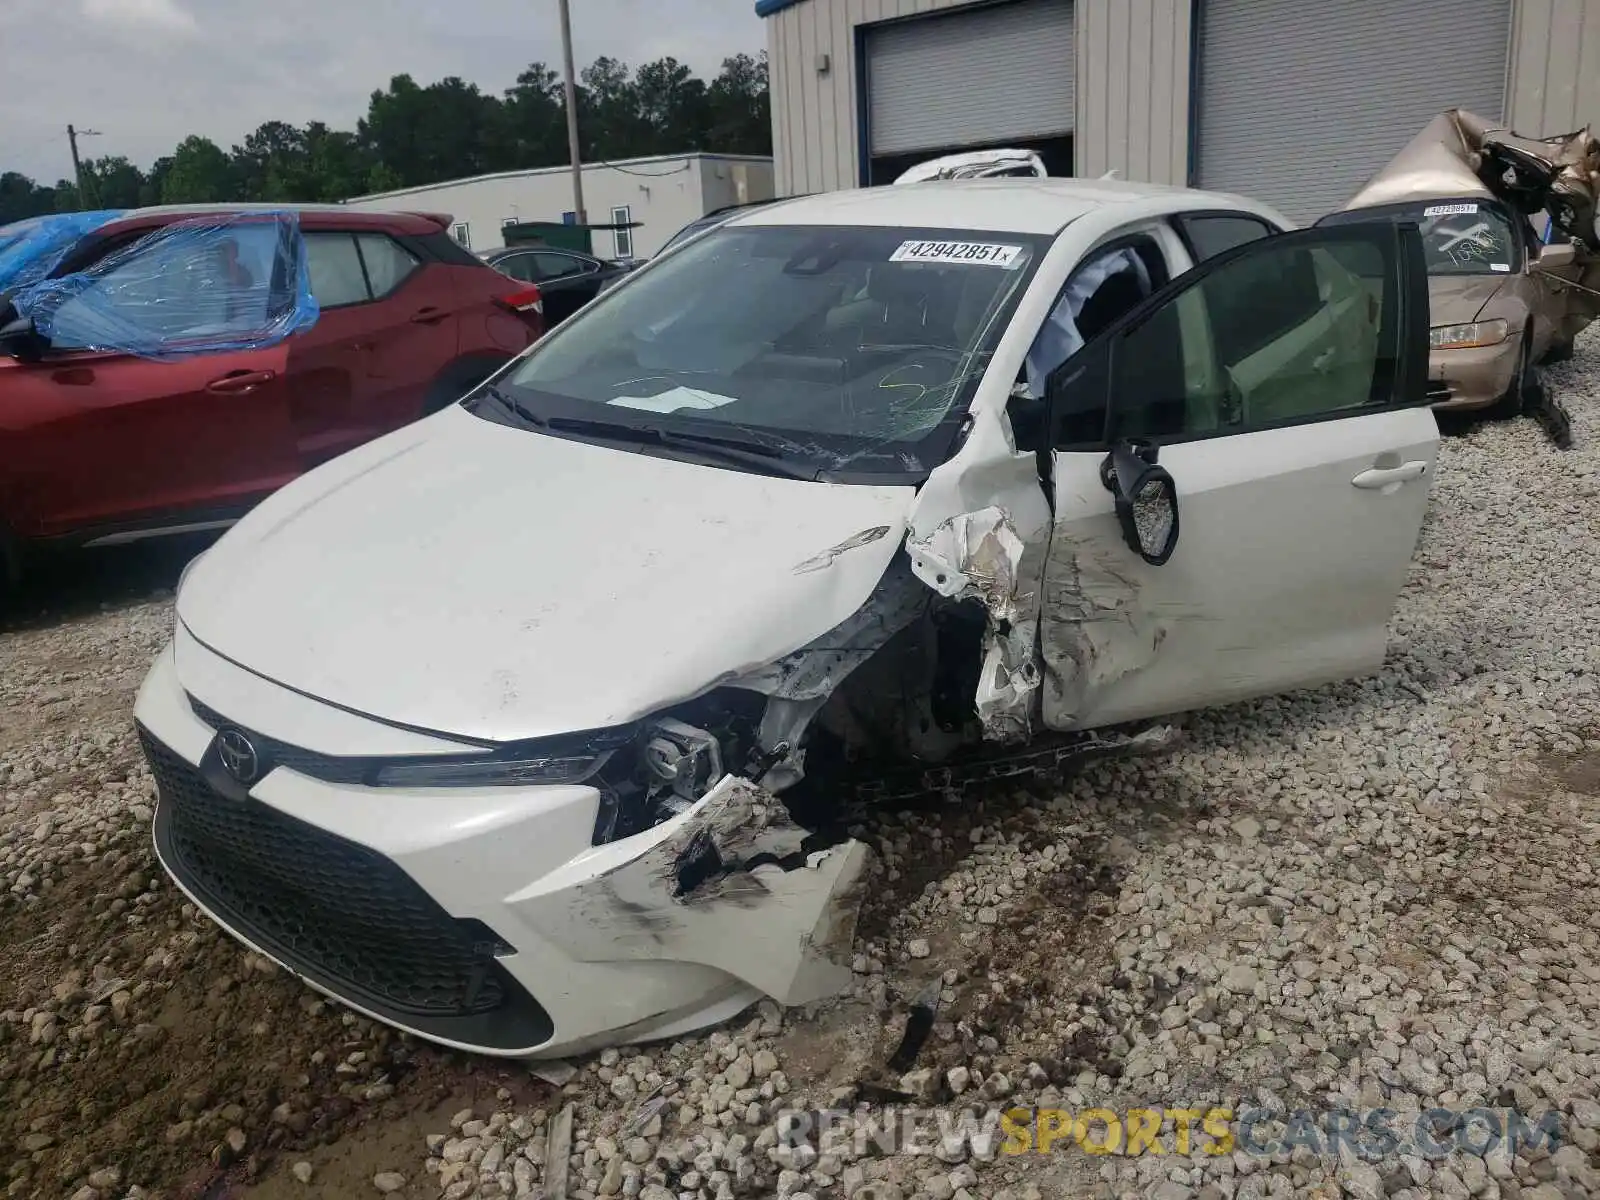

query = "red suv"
(0, 204), (543, 591)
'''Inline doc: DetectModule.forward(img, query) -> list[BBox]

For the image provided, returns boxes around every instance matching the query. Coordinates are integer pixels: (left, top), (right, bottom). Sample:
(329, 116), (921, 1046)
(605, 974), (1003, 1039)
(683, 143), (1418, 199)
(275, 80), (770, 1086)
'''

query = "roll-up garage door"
(1195, 0), (1510, 223)
(867, 0), (1075, 157)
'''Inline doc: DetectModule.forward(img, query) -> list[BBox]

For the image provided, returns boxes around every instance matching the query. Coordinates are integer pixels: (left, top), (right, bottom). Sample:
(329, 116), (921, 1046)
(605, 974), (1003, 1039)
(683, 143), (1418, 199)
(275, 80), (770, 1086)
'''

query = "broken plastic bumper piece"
(134, 643), (870, 1059)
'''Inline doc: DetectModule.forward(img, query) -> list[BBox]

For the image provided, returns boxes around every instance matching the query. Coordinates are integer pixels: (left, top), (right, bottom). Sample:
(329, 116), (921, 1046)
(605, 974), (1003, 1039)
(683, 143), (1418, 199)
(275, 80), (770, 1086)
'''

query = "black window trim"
(534, 250), (597, 280)
(1045, 221), (1428, 455)
(1167, 208), (1284, 268)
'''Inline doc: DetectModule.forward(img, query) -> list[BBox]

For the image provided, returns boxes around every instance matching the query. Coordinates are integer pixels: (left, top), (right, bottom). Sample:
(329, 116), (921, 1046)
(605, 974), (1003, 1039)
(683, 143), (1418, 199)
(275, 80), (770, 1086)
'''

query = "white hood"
(177, 406), (916, 742)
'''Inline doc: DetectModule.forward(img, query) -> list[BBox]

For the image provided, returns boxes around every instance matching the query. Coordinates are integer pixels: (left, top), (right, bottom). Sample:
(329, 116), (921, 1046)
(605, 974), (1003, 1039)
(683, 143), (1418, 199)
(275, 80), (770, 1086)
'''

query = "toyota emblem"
(216, 728), (261, 785)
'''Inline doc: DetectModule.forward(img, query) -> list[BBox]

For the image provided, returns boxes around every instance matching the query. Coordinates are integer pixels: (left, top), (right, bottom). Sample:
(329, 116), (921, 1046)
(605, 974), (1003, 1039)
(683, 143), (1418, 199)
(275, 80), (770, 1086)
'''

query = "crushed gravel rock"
(3, 339), (1599, 1199)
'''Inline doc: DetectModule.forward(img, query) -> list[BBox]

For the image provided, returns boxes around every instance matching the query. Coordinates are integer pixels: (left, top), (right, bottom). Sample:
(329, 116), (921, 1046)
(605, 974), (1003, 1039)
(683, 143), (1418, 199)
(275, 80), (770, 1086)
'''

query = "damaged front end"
(524, 774), (871, 1009)
(1343, 108), (1600, 336)
(549, 489), (1157, 1034)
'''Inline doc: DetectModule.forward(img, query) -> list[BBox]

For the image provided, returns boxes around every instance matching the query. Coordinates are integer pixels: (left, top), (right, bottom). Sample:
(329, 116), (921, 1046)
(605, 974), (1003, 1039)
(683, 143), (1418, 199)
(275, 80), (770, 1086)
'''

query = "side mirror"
(0, 312), (45, 363)
(1100, 440), (1180, 565)
(1538, 241), (1578, 270)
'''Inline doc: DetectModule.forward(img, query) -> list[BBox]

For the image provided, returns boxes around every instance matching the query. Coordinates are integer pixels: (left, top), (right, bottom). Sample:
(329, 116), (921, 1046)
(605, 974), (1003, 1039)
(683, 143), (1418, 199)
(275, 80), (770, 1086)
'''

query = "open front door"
(1038, 222), (1437, 731)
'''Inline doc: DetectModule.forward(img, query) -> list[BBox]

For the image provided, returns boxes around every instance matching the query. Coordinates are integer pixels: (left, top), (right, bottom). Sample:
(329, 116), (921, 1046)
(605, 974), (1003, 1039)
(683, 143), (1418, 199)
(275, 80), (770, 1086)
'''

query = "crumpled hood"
(1429, 275), (1510, 325)
(177, 407), (916, 742)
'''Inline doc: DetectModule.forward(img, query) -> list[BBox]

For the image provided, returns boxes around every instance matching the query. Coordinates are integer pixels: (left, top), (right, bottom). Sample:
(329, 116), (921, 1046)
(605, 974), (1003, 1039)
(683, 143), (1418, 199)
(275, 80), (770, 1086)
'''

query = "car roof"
(91, 203), (450, 240)
(730, 178), (1266, 235)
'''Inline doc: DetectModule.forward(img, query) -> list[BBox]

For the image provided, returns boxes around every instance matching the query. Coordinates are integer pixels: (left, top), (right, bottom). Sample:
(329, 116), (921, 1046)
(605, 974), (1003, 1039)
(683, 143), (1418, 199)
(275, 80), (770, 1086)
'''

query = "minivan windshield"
(1322, 199), (1525, 276)
(486, 222), (1046, 479)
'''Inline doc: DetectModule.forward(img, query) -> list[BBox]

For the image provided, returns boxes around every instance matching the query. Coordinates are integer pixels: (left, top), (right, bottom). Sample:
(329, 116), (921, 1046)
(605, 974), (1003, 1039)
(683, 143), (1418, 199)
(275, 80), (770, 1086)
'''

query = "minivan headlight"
(1430, 319), (1509, 349)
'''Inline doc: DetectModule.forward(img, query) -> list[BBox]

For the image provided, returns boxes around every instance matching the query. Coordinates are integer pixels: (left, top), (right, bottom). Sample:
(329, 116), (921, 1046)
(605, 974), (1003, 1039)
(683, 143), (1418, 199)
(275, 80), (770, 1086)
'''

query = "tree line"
(0, 52), (771, 226)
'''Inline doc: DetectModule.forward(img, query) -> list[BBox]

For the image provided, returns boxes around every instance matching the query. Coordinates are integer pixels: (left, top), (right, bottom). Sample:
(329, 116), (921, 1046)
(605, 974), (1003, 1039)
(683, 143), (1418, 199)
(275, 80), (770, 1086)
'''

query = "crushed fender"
(1039, 530), (1166, 727)
(905, 506), (1040, 742)
(520, 775), (870, 1007)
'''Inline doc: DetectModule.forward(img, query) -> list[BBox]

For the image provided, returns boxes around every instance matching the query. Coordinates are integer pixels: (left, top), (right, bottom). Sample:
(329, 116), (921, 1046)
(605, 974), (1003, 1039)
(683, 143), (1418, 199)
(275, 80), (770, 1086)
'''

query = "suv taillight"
(494, 286), (543, 317)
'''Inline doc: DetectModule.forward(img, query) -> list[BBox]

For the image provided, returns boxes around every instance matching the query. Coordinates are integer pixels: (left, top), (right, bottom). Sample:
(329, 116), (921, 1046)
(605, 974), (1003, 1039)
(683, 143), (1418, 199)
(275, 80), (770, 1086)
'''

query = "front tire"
(1486, 332), (1538, 421)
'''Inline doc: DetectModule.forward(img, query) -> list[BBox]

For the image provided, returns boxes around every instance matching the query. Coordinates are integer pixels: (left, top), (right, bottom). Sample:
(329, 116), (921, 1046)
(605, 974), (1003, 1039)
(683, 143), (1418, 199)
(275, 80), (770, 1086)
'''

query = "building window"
(611, 206), (633, 259)
(451, 222), (472, 249)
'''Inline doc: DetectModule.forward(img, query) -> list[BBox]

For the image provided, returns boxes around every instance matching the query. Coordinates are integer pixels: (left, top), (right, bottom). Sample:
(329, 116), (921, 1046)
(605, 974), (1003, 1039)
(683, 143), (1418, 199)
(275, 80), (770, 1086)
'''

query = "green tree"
(231, 121), (312, 201)
(160, 136), (237, 204)
(634, 57), (711, 153)
(707, 53), (773, 156)
(497, 63), (568, 171)
(0, 171), (58, 225)
(303, 123), (373, 201)
(81, 156), (147, 208)
(0, 52), (772, 213)
(578, 57), (647, 161)
(140, 156), (174, 206)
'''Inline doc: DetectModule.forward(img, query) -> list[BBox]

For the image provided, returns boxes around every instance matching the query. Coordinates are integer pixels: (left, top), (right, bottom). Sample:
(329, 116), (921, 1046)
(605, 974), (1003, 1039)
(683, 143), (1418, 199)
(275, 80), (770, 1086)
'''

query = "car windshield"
(1326, 199), (1523, 276)
(488, 222), (1045, 478)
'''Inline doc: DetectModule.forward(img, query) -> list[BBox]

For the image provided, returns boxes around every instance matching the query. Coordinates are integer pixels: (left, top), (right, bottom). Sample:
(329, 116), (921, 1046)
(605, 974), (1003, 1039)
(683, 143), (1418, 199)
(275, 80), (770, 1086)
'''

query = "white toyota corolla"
(136, 179), (1440, 1059)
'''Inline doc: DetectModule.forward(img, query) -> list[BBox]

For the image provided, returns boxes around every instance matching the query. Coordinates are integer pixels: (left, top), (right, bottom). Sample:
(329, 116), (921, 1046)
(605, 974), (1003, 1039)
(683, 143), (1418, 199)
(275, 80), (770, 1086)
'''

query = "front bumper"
(135, 634), (869, 1058)
(1426, 340), (1520, 411)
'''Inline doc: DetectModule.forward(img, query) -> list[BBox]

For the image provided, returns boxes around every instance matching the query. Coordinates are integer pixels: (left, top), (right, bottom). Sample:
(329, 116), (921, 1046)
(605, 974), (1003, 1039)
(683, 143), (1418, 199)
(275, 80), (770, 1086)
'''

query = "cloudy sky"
(2, 0), (766, 184)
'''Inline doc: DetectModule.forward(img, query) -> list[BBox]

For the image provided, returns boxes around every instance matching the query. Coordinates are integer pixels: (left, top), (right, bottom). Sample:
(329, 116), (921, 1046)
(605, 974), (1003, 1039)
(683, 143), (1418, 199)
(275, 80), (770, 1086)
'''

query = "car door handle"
(1352, 461), (1428, 490)
(409, 307), (447, 325)
(205, 370), (277, 395)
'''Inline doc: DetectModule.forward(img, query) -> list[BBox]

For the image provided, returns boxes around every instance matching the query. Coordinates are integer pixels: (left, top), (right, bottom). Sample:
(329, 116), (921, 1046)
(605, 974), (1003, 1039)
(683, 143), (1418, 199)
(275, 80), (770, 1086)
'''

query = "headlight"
(1430, 319), (1509, 349)
(368, 727), (635, 787)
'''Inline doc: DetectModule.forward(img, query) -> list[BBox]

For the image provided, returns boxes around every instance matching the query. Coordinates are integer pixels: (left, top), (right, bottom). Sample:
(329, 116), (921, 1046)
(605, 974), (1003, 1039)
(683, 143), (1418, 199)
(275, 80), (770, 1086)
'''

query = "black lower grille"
(141, 726), (553, 1048)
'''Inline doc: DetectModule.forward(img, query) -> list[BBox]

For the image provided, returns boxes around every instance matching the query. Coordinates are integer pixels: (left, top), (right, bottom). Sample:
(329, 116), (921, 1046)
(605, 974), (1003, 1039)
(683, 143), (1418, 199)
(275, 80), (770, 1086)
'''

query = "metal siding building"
(343, 154), (775, 259)
(762, 0), (1600, 222)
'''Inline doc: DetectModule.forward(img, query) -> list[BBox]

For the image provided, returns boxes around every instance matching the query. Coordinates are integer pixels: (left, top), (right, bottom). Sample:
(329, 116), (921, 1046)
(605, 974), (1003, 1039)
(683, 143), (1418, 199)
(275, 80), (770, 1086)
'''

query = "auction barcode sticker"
(890, 240), (1025, 267)
(1424, 202), (1479, 216)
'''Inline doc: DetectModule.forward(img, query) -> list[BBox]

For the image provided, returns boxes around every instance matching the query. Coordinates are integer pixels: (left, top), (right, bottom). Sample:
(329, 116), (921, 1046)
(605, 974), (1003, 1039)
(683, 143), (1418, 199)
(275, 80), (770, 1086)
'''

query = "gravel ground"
(2, 343), (1598, 1200)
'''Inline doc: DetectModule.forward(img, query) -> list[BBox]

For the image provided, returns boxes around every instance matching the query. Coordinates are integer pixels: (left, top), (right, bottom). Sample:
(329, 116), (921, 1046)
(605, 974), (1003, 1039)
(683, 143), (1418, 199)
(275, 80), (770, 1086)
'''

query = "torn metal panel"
(905, 504), (1041, 742)
(518, 776), (869, 1007)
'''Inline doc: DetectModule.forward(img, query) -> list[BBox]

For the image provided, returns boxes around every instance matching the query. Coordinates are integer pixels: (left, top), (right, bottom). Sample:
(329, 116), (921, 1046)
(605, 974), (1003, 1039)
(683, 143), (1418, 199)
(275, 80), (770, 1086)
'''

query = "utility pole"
(557, 0), (587, 224)
(67, 124), (102, 208)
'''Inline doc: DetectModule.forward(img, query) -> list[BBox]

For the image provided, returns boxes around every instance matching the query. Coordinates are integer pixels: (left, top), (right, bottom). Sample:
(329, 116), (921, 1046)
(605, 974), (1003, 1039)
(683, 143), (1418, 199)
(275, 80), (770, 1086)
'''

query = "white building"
(343, 152), (776, 259)
(760, 0), (1600, 224)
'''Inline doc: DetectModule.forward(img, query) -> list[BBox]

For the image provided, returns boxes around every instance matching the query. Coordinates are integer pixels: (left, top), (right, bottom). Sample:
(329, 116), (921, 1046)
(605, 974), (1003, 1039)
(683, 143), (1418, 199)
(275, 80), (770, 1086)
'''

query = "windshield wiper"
(544, 416), (822, 480)
(478, 384), (546, 427)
